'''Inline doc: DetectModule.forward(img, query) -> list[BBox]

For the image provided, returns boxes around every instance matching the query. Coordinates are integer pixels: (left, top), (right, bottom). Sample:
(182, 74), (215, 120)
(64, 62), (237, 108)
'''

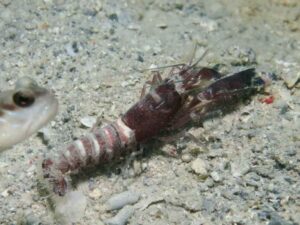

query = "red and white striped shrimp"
(42, 64), (266, 196)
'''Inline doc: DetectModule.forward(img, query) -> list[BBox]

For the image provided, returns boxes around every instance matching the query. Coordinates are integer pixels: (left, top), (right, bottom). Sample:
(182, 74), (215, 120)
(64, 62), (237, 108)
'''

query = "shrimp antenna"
(135, 51), (209, 73)
(165, 48), (209, 79)
(135, 63), (186, 73)
(186, 47), (209, 69)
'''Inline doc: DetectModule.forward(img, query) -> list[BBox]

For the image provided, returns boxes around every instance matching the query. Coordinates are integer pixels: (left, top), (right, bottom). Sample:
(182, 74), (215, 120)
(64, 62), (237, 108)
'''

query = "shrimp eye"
(13, 91), (35, 107)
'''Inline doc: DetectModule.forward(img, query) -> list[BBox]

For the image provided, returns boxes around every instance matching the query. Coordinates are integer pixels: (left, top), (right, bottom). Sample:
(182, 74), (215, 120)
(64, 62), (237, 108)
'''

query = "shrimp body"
(0, 77), (58, 151)
(42, 66), (266, 196)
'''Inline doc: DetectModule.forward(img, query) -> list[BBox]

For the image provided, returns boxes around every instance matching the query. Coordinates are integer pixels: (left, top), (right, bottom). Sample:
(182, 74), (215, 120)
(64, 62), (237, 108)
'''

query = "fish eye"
(13, 91), (35, 107)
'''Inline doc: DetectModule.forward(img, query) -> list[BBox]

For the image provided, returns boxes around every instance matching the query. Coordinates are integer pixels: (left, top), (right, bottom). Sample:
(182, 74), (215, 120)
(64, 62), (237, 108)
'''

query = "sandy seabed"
(0, 0), (299, 224)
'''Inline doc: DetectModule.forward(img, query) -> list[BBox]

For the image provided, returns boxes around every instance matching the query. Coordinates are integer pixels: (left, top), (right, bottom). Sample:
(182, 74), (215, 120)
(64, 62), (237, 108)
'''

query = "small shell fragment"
(210, 171), (222, 182)
(80, 116), (97, 128)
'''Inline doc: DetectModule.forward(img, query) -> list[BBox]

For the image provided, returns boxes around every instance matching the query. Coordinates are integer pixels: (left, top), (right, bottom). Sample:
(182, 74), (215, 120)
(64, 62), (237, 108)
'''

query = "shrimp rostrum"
(42, 62), (267, 196)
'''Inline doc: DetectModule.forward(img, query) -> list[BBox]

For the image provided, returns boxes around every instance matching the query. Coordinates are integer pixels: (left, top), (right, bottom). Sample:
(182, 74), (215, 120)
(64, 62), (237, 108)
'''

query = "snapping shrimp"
(42, 63), (267, 196)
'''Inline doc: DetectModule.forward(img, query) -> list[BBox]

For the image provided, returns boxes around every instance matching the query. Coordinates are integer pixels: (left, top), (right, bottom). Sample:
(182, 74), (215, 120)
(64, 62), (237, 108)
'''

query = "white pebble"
(195, 17), (218, 31)
(1, 188), (10, 197)
(104, 205), (134, 225)
(105, 191), (140, 211)
(191, 158), (208, 179)
(181, 153), (193, 163)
